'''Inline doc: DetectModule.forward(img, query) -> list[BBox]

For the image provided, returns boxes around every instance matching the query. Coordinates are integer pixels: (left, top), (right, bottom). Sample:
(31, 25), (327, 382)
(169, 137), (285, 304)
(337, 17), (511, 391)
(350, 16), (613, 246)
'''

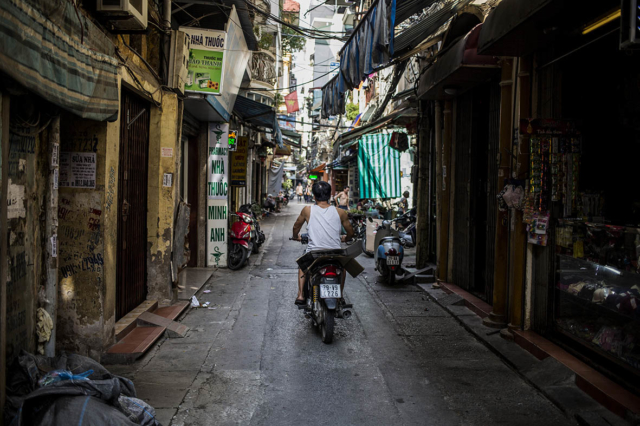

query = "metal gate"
(483, 82), (501, 302)
(452, 92), (473, 290)
(116, 90), (150, 320)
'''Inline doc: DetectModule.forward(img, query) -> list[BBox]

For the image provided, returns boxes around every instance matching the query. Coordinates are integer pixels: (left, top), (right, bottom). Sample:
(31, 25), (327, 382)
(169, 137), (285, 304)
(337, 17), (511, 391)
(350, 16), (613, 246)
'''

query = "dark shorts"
(338, 205), (348, 210)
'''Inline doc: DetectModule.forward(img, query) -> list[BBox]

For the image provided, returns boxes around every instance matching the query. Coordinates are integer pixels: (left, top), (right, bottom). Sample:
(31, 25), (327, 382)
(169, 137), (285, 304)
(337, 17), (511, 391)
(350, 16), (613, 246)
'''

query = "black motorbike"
(291, 234), (361, 343)
(239, 203), (266, 254)
(396, 207), (417, 248)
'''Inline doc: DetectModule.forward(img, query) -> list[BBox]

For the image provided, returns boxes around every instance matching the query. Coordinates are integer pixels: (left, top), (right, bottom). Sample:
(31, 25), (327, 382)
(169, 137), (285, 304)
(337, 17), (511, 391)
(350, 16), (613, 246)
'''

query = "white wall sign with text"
(207, 123), (229, 267)
(59, 152), (96, 188)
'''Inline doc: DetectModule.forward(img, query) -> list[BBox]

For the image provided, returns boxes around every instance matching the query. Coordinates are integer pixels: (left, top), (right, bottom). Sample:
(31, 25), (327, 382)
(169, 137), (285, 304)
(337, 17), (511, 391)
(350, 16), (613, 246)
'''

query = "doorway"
(116, 89), (150, 320)
(187, 136), (199, 267)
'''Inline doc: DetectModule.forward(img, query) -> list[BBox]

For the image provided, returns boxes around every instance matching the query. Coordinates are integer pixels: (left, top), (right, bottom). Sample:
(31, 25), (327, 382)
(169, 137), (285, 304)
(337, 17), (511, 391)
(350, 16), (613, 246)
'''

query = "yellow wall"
(147, 93), (181, 304)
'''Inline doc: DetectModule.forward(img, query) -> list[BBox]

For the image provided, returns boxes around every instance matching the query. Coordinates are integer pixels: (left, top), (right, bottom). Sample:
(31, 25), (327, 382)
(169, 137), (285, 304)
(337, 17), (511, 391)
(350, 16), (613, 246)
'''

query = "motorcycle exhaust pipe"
(343, 310), (352, 319)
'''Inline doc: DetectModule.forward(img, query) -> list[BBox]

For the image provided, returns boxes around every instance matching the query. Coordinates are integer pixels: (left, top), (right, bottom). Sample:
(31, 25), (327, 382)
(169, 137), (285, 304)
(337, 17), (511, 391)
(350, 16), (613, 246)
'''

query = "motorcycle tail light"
(319, 265), (340, 277)
(385, 248), (398, 256)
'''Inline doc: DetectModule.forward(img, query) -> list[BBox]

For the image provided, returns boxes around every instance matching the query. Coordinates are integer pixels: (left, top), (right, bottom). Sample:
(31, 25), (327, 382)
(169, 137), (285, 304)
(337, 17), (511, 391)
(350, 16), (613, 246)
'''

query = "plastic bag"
(38, 369), (94, 387)
(190, 295), (200, 308)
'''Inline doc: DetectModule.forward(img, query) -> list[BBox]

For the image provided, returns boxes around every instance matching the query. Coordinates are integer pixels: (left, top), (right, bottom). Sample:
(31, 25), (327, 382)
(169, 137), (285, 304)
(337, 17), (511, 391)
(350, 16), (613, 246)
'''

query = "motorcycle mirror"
(368, 217), (373, 223)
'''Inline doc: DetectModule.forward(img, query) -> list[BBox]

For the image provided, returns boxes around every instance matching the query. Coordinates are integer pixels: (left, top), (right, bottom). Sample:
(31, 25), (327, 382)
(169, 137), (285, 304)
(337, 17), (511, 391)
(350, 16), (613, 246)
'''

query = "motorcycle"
(397, 207), (416, 248)
(347, 213), (367, 251)
(368, 216), (405, 285)
(228, 212), (255, 270)
(291, 234), (361, 344)
(239, 203), (266, 254)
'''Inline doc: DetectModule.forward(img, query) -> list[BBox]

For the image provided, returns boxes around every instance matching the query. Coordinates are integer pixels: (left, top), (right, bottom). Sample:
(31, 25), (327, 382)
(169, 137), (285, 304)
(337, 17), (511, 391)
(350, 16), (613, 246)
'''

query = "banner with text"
(181, 27), (225, 95)
(230, 136), (248, 186)
(207, 123), (229, 267)
(208, 123), (229, 200)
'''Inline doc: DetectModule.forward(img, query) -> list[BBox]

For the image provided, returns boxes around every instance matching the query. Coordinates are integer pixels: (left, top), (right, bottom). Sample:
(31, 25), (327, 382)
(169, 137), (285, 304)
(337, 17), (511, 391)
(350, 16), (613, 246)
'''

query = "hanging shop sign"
(208, 123), (229, 200)
(207, 123), (229, 267)
(230, 136), (248, 186)
(181, 27), (225, 95)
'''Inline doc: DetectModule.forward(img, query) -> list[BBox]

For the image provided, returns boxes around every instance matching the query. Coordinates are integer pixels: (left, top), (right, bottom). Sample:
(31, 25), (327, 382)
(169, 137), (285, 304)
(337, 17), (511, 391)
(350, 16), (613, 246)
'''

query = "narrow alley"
(110, 201), (573, 426)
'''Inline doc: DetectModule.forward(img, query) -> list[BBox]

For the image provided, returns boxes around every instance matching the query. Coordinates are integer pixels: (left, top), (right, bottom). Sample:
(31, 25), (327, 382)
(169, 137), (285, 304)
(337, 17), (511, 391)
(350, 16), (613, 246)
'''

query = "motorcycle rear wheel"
(380, 260), (396, 285)
(321, 305), (334, 344)
(228, 244), (248, 270)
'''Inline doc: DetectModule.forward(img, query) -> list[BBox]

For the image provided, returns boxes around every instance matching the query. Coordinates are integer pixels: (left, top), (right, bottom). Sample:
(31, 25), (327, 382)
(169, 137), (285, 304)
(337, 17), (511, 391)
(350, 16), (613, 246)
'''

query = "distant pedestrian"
(396, 191), (410, 214)
(296, 183), (303, 202)
(335, 186), (350, 210)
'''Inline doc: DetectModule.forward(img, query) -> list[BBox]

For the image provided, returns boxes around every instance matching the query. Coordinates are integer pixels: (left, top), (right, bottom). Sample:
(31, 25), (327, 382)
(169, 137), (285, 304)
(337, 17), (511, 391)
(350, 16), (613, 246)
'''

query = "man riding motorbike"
(292, 181), (354, 305)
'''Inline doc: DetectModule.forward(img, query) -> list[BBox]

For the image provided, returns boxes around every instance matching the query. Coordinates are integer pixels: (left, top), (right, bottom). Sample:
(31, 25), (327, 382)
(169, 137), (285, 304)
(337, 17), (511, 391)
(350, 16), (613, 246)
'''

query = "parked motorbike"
(228, 212), (255, 270)
(291, 234), (361, 343)
(369, 217), (405, 285)
(397, 207), (416, 248)
(239, 203), (266, 253)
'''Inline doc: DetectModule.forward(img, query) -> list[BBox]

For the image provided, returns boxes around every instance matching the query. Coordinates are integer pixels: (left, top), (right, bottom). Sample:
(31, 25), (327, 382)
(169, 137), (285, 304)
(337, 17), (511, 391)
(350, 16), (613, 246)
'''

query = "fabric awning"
(281, 128), (302, 147)
(393, 0), (474, 56)
(0, 0), (119, 121)
(417, 24), (499, 100)
(476, 0), (553, 56)
(310, 163), (326, 173)
(337, 107), (415, 146)
(321, 0), (473, 118)
(233, 95), (283, 148)
(282, 134), (301, 148)
(478, 0), (620, 57)
(358, 133), (402, 199)
(321, 0), (397, 118)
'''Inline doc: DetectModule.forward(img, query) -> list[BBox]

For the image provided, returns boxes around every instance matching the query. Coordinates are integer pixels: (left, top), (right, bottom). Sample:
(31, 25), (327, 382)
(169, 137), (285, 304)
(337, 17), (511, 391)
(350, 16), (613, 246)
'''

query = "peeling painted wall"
(146, 93), (181, 304)
(6, 107), (49, 362)
(57, 114), (119, 359)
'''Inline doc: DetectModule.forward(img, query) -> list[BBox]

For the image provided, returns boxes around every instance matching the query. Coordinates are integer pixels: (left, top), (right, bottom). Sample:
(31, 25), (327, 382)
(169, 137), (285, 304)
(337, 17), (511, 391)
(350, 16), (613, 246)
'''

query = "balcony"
(251, 50), (277, 87)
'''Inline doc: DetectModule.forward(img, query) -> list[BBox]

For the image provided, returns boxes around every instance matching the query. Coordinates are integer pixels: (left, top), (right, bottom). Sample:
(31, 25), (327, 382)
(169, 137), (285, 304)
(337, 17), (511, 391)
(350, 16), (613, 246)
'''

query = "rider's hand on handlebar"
(291, 235), (300, 241)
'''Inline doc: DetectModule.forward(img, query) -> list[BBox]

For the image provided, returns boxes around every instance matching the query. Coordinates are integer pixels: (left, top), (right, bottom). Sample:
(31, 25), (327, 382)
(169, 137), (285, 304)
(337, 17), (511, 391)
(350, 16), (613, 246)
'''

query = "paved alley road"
(113, 201), (573, 426)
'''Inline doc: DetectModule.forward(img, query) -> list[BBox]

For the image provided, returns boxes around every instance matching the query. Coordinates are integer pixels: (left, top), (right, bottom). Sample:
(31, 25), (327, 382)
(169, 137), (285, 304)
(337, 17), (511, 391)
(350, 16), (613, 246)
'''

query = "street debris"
(4, 351), (161, 425)
(202, 301), (211, 308)
(203, 290), (211, 294)
(190, 295), (200, 308)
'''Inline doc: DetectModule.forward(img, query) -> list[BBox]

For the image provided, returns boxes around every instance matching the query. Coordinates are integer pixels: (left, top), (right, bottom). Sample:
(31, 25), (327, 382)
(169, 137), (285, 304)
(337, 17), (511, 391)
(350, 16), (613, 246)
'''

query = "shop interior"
(544, 31), (640, 393)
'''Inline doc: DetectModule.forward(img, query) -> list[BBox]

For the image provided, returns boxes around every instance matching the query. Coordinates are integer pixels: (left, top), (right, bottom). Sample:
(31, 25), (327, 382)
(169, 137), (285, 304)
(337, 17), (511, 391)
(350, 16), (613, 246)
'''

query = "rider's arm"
(292, 206), (309, 239)
(339, 209), (355, 241)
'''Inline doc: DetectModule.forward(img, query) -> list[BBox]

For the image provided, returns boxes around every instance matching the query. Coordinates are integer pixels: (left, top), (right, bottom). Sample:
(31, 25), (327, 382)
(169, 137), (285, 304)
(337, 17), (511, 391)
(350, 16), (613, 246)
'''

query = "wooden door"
(116, 90), (150, 320)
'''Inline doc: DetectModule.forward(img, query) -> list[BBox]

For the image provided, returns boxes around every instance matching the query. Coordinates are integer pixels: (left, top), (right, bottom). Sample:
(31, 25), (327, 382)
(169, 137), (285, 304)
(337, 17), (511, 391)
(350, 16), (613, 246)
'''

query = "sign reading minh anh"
(180, 26), (225, 95)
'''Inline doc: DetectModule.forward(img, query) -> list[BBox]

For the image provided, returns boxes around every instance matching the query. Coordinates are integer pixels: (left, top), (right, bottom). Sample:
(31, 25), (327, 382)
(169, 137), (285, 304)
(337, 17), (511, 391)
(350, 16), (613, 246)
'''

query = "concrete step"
(115, 300), (158, 341)
(154, 300), (189, 321)
(104, 326), (165, 364)
(138, 311), (189, 338)
(415, 274), (435, 284)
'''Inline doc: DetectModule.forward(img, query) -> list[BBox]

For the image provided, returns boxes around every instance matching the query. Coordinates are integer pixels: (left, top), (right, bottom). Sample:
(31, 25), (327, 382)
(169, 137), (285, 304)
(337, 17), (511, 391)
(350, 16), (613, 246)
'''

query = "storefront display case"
(554, 222), (640, 389)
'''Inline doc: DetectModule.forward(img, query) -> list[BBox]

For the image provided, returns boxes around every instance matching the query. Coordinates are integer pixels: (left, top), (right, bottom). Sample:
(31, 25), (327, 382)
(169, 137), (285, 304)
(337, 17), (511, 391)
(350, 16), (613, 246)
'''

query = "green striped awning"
(0, 0), (119, 121)
(358, 133), (401, 199)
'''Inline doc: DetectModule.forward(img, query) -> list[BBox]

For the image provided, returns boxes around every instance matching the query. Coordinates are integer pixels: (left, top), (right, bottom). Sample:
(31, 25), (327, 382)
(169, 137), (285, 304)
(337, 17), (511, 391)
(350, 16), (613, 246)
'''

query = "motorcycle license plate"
(320, 284), (341, 299)
(387, 256), (400, 265)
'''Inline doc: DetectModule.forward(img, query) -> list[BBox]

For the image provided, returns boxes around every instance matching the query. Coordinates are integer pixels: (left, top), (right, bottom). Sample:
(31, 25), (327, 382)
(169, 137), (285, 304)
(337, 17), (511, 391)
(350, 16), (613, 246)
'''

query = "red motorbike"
(228, 212), (254, 270)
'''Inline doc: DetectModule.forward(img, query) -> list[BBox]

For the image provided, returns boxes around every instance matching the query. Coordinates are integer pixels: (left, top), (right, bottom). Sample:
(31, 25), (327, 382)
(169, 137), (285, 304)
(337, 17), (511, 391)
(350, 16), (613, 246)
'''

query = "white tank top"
(307, 205), (342, 252)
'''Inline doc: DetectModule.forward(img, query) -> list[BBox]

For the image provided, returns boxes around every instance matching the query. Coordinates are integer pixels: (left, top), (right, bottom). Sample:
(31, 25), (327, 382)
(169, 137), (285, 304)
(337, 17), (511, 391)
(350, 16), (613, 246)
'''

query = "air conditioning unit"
(168, 31), (191, 95)
(97, 0), (148, 31)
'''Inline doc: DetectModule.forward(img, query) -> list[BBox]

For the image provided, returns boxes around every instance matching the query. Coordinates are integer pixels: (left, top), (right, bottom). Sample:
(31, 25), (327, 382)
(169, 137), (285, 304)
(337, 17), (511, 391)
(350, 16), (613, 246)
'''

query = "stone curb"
(416, 283), (635, 426)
